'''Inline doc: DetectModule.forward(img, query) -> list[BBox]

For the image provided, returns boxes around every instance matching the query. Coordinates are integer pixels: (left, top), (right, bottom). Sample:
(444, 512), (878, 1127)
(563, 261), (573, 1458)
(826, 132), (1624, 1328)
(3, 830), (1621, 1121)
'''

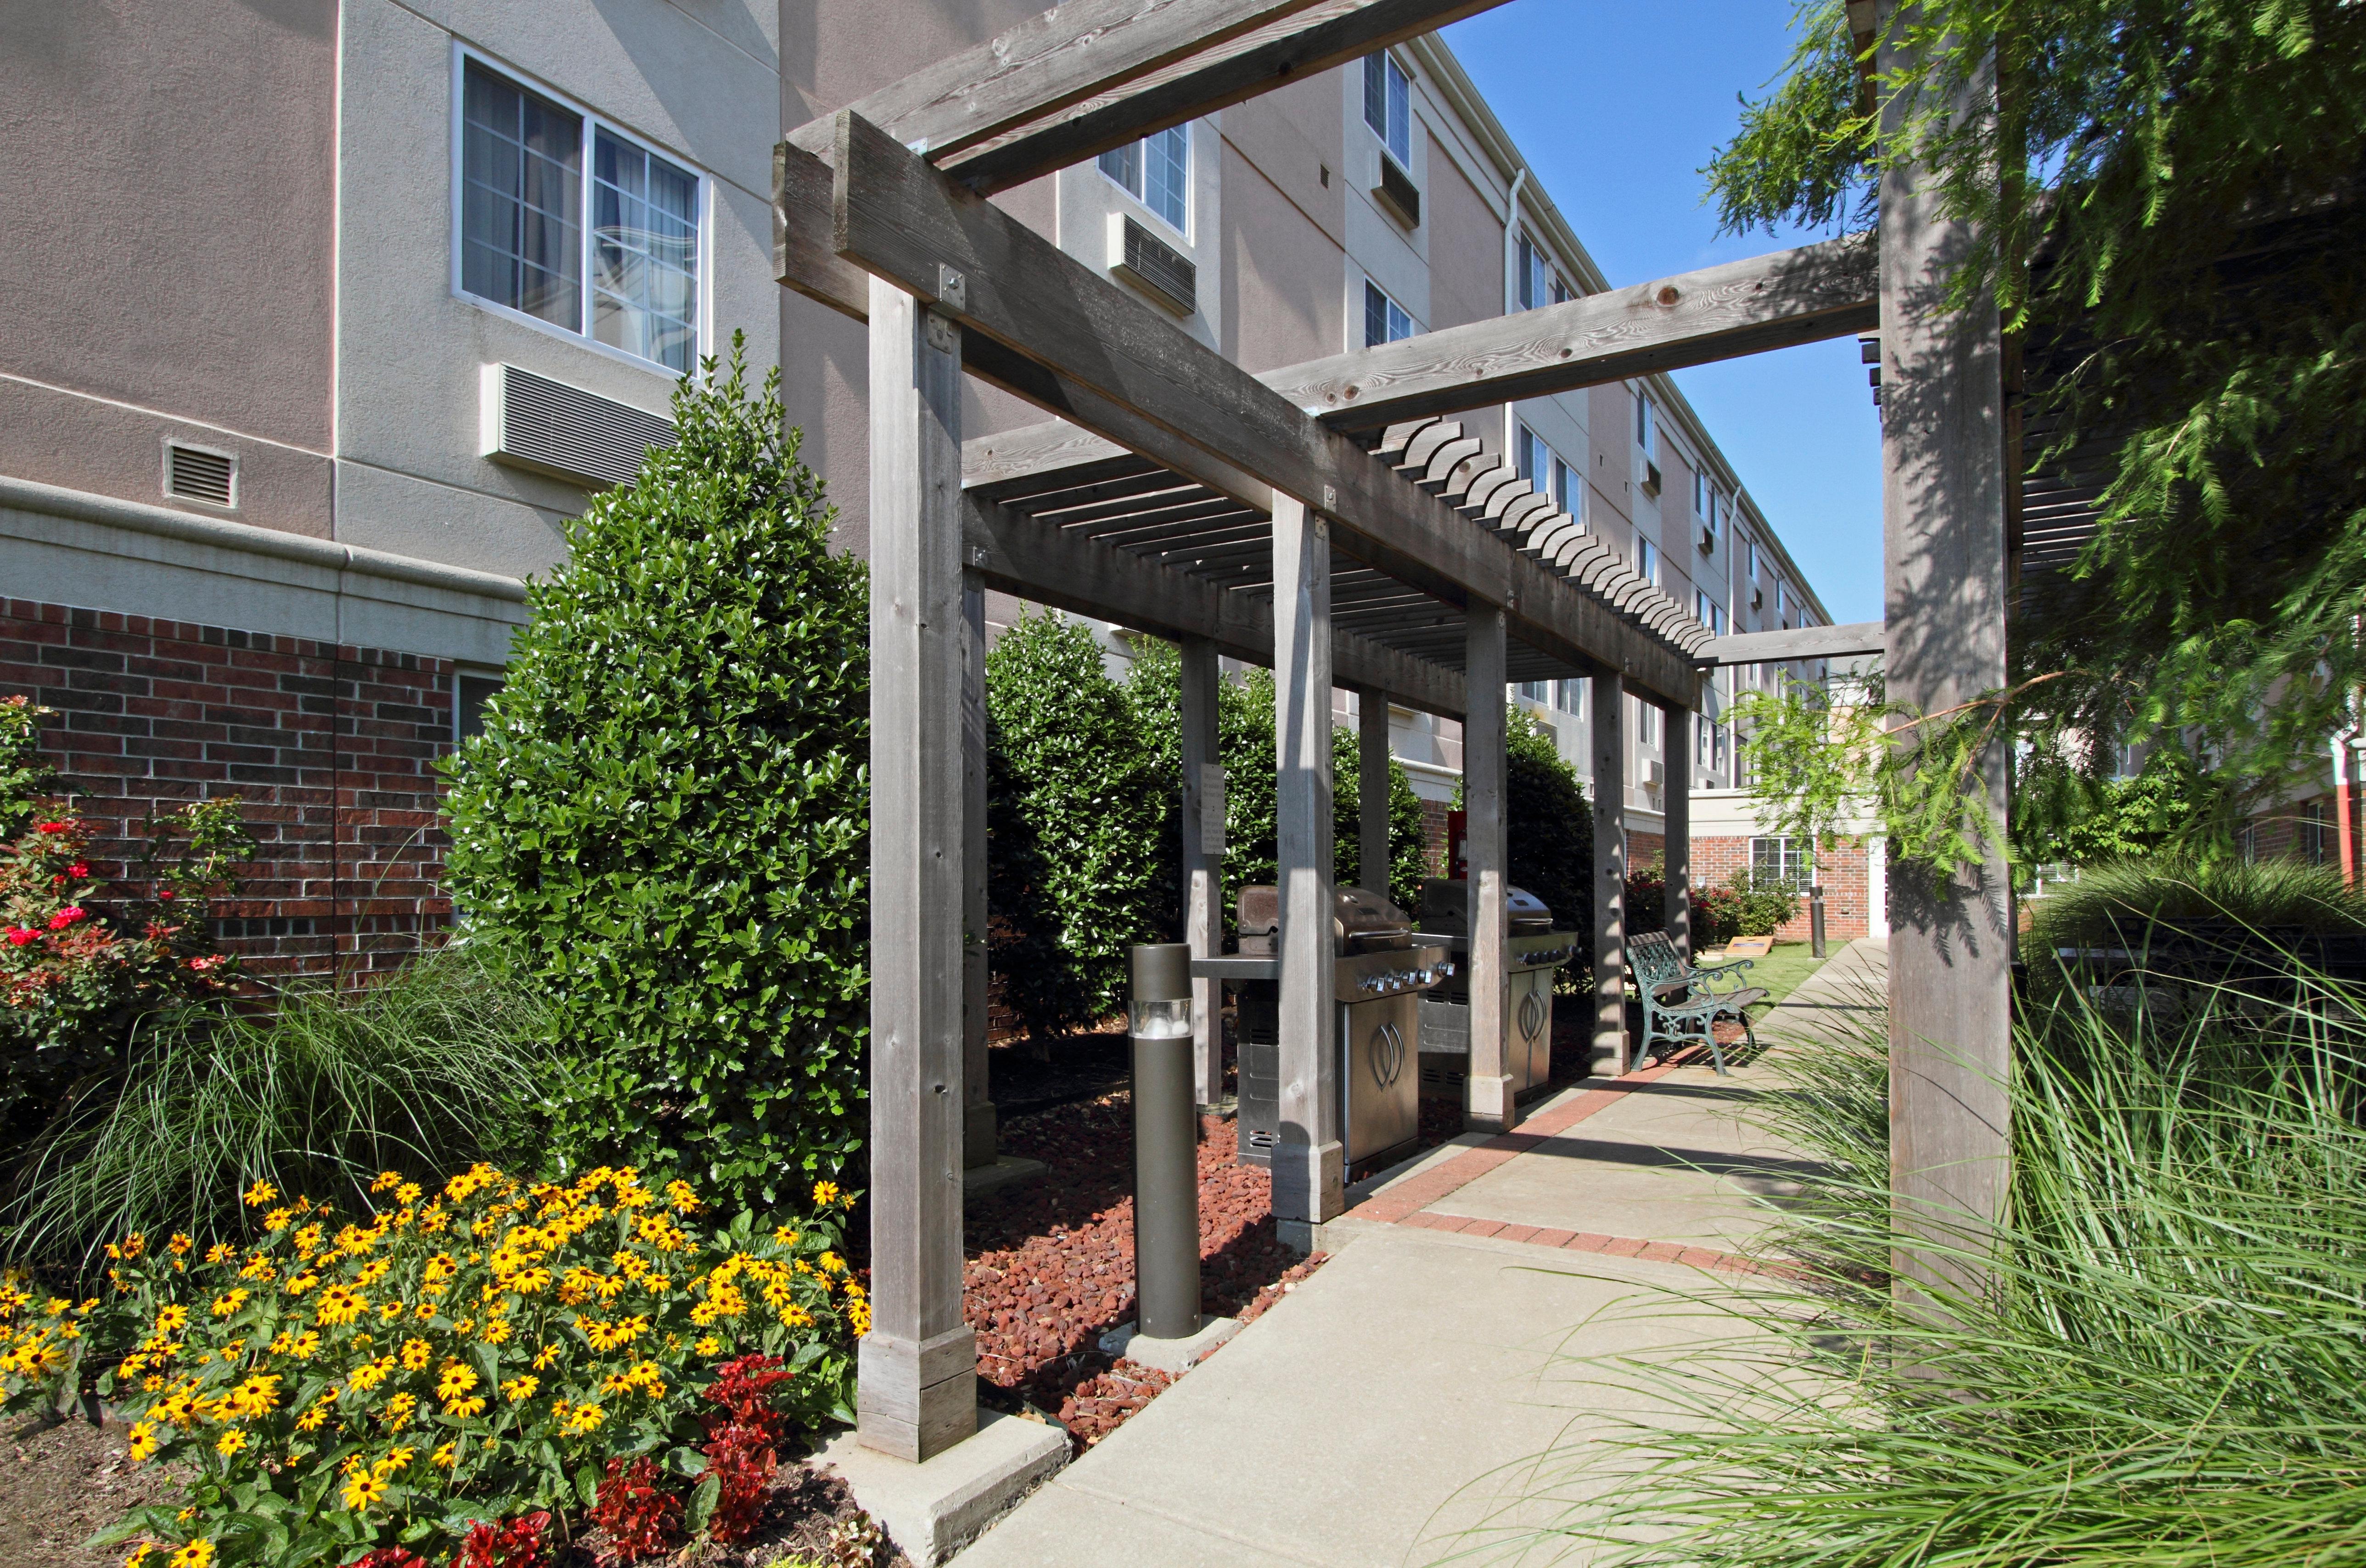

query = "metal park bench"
(1628, 930), (1769, 1076)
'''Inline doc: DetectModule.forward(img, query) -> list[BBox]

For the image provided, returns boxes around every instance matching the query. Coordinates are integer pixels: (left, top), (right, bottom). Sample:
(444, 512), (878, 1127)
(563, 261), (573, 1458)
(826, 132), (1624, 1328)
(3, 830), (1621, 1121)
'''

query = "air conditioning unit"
(1646, 759), (1665, 790)
(1107, 213), (1197, 316)
(1366, 148), (1421, 228)
(480, 364), (676, 489)
(1698, 523), (1716, 554)
(1641, 461), (1662, 497)
(1750, 586), (1764, 610)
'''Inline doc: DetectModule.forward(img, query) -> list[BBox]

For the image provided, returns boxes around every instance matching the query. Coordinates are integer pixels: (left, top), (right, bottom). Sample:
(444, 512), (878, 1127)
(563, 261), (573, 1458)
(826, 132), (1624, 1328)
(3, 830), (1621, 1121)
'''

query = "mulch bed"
(963, 1086), (1327, 1449)
(3, 1415), (179, 1568)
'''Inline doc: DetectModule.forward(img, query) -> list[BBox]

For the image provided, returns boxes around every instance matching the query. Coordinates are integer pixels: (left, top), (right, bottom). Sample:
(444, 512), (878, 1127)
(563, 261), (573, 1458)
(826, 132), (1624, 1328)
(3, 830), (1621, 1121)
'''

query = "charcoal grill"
(1412, 879), (1580, 1103)
(1220, 885), (1447, 1172)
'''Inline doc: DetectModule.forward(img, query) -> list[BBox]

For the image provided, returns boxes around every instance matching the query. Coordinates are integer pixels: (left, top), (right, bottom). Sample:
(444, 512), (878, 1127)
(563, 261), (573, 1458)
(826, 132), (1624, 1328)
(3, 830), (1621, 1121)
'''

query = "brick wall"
(2, 599), (458, 984)
(1694, 833), (1873, 941)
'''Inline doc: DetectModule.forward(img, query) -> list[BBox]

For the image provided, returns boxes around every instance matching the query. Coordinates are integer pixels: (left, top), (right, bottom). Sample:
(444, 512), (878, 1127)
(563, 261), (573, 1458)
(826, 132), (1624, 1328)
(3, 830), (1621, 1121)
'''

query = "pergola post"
(1273, 493), (1341, 1246)
(1591, 673), (1629, 1075)
(860, 277), (977, 1463)
(962, 573), (996, 1168)
(1358, 688), (1392, 899)
(1463, 605), (1512, 1131)
(1179, 636), (1225, 1106)
(1879, 6), (2013, 1299)
(1663, 701), (1691, 963)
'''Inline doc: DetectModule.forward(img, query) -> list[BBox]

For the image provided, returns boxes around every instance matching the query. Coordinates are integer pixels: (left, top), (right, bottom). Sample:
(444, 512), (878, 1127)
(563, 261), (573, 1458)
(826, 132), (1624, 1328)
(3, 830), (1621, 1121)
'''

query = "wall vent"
(1107, 214), (1196, 316)
(165, 443), (236, 508)
(1371, 150), (1421, 228)
(480, 364), (676, 489)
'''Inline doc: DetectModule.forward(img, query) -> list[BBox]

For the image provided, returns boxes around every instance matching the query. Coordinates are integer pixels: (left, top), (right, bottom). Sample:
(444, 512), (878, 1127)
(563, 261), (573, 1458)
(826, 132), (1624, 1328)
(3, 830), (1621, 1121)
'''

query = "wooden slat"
(829, 112), (1695, 706)
(1698, 620), (1886, 666)
(1464, 603), (1512, 1131)
(1590, 671), (1629, 1075)
(964, 492), (1467, 716)
(1271, 236), (1878, 429)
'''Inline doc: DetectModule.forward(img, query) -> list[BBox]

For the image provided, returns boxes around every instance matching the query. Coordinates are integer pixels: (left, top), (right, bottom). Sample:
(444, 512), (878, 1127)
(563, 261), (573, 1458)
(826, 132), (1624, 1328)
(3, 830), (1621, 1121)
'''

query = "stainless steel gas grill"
(1412, 879), (1580, 1104)
(1222, 885), (1447, 1172)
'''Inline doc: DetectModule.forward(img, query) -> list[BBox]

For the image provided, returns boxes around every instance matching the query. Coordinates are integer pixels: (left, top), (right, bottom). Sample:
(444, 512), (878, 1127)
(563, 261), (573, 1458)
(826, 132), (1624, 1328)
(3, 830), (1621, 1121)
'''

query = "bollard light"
(1129, 943), (1201, 1344)
(1809, 883), (1828, 959)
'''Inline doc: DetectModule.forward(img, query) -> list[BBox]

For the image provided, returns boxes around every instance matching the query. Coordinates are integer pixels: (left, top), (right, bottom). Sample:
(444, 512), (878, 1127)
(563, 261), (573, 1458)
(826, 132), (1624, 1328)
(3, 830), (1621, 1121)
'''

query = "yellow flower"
(559, 1402), (605, 1436)
(341, 1471), (387, 1511)
(370, 1171), (402, 1193)
(434, 1361), (478, 1402)
(383, 1392), (418, 1428)
(295, 1404), (329, 1433)
(289, 1331), (320, 1359)
(818, 1252), (847, 1277)
(400, 1338), (432, 1372)
(479, 1319), (511, 1346)
(204, 1243), (234, 1265)
(154, 1304), (190, 1334)
(500, 1374), (540, 1402)
(285, 1273), (319, 1297)
(773, 1226), (800, 1246)
(123, 1546), (155, 1568)
(223, 1373), (280, 1418)
(292, 1224), (322, 1256)
(532, 1343), (561, 1371)
(315, 1284), (365, 1326)
(346, 1355), (396, 1393)
(695, 1335), (724, 1356)
(214, 1428), (246, 1458)
(508, 1268), (551, 1295)
(262, 1208), (292, 1232)
(128, 1421), (159, 1462)
(208, 1290), (248, 1318)
(373, 1445), (415, 1478)
(168, 1234), (193, 1256)
(377, 1302), (404, 1324)
(444, 1394), (487, 1419)
(432, 1441), (455, 1469)
(397, 1182), (422, 1205)
(166, 1541), (214, 1568)
(665, 1179), (700, 1213)
(813, 1180), (842, 1208)
(242, 1180), (277, 1208)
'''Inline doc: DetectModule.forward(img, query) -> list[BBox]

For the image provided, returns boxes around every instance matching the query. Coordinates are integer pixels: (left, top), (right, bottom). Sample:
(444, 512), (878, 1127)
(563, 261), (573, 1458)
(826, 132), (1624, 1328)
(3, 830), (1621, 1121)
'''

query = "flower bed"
(0, 1165), (865, 1567)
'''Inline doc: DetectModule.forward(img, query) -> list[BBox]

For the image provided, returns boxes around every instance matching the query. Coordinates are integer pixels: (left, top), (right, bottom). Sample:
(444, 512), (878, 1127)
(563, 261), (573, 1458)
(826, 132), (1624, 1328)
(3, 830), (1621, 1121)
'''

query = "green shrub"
(2030, 855), (2366, 952)
(1501, 710), (1593, 941)
(441, 341), (868, 1208)
(3, 943), (544, 1267)
(1723, 865), (1799, 937)
(1507, 957), (2366, 1567)
(985, 613), (1176, 1036)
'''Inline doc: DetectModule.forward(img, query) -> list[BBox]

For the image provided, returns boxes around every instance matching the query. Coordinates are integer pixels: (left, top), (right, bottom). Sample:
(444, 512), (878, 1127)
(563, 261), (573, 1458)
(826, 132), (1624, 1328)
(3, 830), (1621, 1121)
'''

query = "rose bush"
(0, 1164), (864, 1567)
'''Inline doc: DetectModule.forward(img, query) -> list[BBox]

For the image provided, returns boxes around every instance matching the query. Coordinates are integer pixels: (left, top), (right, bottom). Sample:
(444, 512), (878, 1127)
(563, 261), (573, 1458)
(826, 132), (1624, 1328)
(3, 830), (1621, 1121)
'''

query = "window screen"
(1751, 836), (1815, 889)
(592, 129), (699, 372)
(462, 63), (583, 329)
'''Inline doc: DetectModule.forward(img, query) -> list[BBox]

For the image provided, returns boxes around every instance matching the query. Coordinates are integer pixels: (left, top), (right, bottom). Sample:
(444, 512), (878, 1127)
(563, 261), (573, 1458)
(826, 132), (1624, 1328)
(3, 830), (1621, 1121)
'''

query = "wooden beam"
(1271, 236), (1877, 429)
(1591, 672), (1629, 1076)
(1879, 2), (2012, 1307)
(827, 112), (1697, 707)
(1358, 689), (1391, 903)
(1463, 603), (1511, 1131)
(1699, 620), (1886, 666)
(1180, 638), (1225, 1106)
(1661, 698), (1691, 965)
(962, 490), (1466, 716)
(1272, 494), (1342, 1246)
(961, 576), (997, 1169)
(860, 280), (976, 1463)
(787, 0), (1509, 196)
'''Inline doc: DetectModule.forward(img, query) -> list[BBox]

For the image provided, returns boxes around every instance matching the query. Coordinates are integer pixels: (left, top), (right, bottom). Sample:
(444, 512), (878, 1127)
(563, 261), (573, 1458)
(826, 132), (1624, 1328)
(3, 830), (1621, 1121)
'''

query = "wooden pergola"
(773, 0), (2008, 1465)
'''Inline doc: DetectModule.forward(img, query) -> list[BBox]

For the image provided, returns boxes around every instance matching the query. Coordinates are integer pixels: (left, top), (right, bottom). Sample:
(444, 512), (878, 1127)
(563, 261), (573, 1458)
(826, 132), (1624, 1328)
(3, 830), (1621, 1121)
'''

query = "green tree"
(1716, 0), (2366, 866)
(441, 340), (869, 1207)
(985, 613), (1175, 1037)
(1501, 710), (1594, 941)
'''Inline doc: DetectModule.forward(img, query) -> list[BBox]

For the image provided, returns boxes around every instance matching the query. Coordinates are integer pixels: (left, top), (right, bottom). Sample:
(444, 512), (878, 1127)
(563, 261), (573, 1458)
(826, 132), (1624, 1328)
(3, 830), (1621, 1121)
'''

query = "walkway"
(955, 939), (1888, 1567)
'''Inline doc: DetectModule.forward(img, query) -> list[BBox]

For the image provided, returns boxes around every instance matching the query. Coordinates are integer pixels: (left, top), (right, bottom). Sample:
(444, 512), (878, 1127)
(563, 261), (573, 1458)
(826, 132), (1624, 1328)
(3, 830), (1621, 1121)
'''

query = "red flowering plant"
(0, 696), (254, 1140)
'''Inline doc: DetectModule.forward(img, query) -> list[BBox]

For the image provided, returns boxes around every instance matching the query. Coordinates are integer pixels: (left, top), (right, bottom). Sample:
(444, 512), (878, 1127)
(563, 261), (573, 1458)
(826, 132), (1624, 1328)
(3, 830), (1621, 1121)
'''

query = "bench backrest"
(1629, 930), (1684, 986)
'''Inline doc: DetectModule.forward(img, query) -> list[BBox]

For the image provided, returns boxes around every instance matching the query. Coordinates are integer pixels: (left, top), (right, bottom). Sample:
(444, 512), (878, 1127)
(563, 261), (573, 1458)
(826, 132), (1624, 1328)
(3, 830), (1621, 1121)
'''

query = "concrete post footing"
(812, 1406), (1069, 1566)
(961, 1155), (1049, 1204)
(1096, 1315), (1242, 1373)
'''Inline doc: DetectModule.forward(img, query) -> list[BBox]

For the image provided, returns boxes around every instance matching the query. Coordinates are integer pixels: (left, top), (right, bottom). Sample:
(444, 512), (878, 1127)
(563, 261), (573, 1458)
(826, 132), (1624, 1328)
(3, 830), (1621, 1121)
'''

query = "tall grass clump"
(2031, 854), (2366, 951)
(1473, 951), (2366, 1567)
(1, 942), (544, 1267)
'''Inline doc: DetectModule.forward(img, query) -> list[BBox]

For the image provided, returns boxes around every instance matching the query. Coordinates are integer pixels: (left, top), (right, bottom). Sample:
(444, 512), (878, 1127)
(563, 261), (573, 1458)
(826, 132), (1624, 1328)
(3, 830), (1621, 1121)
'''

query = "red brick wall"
(1694, 833), (1873, 941)
(1629, 830), (1664, 870)
(1420, 798), (1451, 877)
(2, 599), (457, 984)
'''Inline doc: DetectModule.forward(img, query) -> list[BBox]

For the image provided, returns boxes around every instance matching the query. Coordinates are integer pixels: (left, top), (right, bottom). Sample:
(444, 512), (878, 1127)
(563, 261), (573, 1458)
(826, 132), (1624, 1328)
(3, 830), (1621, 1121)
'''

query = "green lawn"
(1720, 940), (1827, 1008)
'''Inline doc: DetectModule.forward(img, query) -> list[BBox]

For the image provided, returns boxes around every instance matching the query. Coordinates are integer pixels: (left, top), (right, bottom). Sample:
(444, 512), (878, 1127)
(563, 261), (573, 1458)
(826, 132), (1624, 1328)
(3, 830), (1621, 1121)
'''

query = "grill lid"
(1416, 879), (1553, 937)
(1235, 885), (1413, 951)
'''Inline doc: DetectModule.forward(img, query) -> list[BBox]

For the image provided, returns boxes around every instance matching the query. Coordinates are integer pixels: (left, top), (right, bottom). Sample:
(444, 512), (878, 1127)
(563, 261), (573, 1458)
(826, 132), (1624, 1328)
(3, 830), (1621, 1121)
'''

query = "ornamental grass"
(0, 1163), (866, 1568)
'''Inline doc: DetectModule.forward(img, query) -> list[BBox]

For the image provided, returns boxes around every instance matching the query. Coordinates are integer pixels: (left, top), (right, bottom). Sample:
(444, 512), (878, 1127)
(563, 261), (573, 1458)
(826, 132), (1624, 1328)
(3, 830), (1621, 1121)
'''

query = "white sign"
(1199, 764), (1226, 857)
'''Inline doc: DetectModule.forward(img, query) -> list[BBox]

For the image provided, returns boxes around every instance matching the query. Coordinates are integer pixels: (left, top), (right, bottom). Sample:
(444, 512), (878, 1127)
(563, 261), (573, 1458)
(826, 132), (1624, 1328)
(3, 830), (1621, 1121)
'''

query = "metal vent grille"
(1375, 153), (1421, 228)
(166, 444), (235, 507)
(1109, 215), (1196, 315)
(481, 364), (676, 489)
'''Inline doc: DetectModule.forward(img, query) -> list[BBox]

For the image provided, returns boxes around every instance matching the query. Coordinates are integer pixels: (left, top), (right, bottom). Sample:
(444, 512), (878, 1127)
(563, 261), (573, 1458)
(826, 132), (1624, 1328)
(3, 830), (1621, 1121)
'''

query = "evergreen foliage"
(984, 613), (1176, 1038)
(1502, 710), (1593, 941)
(1715, 1), (2366, 866)
(441, 341), (869, 1208)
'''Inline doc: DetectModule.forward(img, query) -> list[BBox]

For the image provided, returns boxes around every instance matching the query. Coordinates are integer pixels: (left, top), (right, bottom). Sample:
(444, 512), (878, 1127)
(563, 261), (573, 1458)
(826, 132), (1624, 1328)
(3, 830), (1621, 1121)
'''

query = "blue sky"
(1442, 0), (1884, 624)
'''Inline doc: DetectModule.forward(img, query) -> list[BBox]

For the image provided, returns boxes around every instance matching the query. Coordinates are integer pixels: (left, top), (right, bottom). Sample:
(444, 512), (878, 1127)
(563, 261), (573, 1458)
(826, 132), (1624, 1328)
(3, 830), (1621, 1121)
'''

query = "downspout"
(2336, 730), (2358, 887)
(1502, 167), (1528, 459)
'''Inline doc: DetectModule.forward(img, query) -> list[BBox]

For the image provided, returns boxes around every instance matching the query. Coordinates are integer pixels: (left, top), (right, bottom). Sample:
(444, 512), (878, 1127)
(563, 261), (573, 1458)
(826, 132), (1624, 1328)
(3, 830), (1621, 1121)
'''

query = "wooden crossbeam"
(1272, 236), (1878, 428)
(965, 491), (1467, 716)
(784, 0), (1506, 196)
(825, 111), (1697, 708)
(1697, 620), (1885, 666)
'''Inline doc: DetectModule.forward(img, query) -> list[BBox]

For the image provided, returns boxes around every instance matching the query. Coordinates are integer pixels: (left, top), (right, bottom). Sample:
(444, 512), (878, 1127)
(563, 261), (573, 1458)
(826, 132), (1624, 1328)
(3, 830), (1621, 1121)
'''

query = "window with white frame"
(1099, 123), (1190, 234)
(1697, 713), (1728, 773)
(1634, 390), (1656, 454)
(1635, 697), (1657, 748)
(1745, 534), (1759, 582)
(1774, 577), (1787, 619)
(1694, 589), (1725, 636)
(460, 57), (702, 374)
(1558, 678), (1586, 718)
(1363, 280), (1413, 348)
(1363, 51), (1412, 165)
(1635, 533), (1658, 586)
(1516, 232), (1572, 311)
(1516, 425), (1579, 518)
(1751, 835), (1814, 889)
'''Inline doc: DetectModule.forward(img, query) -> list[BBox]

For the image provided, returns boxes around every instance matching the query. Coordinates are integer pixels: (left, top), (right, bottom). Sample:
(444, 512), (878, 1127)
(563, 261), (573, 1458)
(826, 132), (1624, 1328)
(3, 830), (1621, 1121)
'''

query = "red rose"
(67, 862), (90, 879)
(35, 821), (69, 834)
(46, 907), (85, 931)
(3, 928), (33, 947)
(158, 889), (176, 901)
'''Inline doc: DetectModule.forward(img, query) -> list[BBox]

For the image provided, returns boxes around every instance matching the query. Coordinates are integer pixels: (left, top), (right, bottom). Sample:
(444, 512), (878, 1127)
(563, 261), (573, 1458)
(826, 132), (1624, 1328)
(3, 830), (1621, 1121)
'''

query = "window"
(1516, 233), (1572, 311)
(1774, 577), (1787, 617)
(1745, 535), (1759, 582)
(1100, 123), (1190, 233)
(1635, 533), (1658, 586)
(1558, 679), (1586, 718)
(1636, 698), (1657, 748)
(1751, 835), (1814, 890)
(1553, 454), (1578, 519)
(1694, 476), (1724, 548)
(455, 672), (505, 743)
(1363, 280), (1413, 348)
(1517, 426), (1579, 519)
(1694, 590), (1725, 636)
(1634, 391), (1656, 454)
(2304, 799), (2331, 865)
(1362, 51), (1412, 165)
(461, 58), (702, 373)
(1696, 714), (1729, 773)
(1517, 424), (1544, 484)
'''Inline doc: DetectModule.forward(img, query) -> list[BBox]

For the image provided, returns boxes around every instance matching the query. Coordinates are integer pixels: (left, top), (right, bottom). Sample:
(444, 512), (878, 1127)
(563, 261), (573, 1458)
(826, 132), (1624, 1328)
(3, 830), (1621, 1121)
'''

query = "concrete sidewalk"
(953, 940), (1883, 1567)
